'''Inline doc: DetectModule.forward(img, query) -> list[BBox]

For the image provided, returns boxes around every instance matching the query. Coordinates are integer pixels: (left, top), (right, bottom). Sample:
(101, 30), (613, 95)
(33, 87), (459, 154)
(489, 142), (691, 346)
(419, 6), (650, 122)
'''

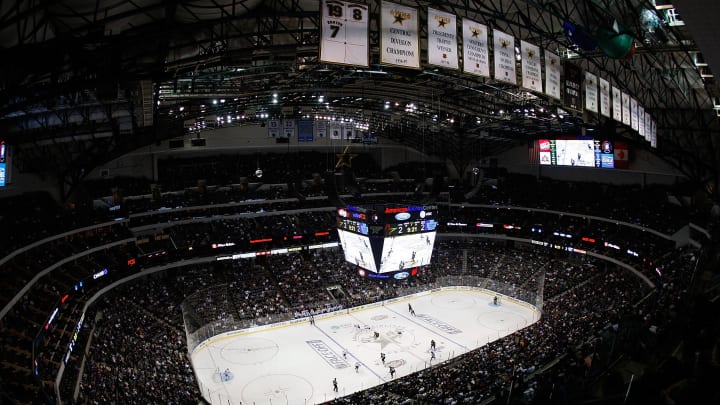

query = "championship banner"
(462, 18), (489, 77)
(644, 112), (651, 141)
(621, 91), (631, 125)
(493, 29), (516, 84)
(630, 98), (638, 131)
(563, 62), (582, 111)
(612, 86), (622, 122)
(283, 119), (295, 138)
(427, 8), (458, 69)
(520, 40), (542, 92)
(268, 119), (280, 138)
(599, 77), (611, 118)
(544, 50), (561, 100)
(316, 120), (327, 138)
(638, 106), (645, 138)
(585, 72), (598, 113)
(380, 1), (420, 69)
(329, 122), (342, 139)
(297, 119), (314, 142)
(650, 119), (657, 148)
(320, 0), (369, 67)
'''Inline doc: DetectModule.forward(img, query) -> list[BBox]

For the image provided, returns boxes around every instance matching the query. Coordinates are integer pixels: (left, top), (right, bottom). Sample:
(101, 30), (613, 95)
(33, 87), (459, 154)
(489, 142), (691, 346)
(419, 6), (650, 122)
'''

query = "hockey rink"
(191, 288), (540, 405)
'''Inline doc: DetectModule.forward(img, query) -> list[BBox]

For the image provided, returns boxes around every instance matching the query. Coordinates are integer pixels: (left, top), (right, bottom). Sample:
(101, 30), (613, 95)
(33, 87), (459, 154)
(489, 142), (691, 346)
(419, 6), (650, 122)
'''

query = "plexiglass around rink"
(182, 275), (543, 405)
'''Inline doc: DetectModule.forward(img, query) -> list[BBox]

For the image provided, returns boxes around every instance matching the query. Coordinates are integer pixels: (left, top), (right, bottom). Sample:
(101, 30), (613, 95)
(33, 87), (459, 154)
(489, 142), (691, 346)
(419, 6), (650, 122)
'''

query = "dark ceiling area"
(1, 0), (719, 199)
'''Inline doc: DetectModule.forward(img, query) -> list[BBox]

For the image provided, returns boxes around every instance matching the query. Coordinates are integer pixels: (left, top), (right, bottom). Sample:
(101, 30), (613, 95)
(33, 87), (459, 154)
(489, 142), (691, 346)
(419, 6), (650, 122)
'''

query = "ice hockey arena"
(1, 1), (720, 405)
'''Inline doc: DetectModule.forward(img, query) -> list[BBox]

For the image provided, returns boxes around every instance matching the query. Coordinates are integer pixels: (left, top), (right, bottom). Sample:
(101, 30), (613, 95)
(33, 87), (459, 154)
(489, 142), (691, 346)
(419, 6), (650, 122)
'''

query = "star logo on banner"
(471, 27), (482, 37)
(550, 58), (557, 65)
(336, 146), (357, 169)
(438, 18), (448, 28)
(500, 39), (510, 48)
(527, 49), (535, 58)
(392, 11), (406, 25)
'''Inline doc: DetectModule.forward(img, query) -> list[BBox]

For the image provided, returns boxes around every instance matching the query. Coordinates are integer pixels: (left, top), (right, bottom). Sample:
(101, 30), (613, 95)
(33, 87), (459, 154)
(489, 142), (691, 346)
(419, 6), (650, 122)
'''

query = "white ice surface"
(191, 288), (540, 405)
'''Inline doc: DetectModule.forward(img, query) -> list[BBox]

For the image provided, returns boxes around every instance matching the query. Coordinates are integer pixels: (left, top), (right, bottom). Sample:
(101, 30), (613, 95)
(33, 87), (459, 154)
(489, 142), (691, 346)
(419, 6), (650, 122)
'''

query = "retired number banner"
(520, 40), (542, 92)
(427, 8), (458, 69)
(320, 0), (369, 67)
(283, 119), (295, 138)
(462, 18), (489, 77)
(316, 120), (327, 138)
(380, 1), (420, 69)
(329, 122), (342, 139)
(493, 29), (516, 84)
(630, 98), (638, 131)
(544, 50), (561, 100)
(268, 119), (280, 138)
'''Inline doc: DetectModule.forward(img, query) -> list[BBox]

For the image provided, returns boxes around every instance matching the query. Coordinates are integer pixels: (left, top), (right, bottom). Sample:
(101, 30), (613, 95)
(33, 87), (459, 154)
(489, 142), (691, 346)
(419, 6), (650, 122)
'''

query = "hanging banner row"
(320, 0), (559, 96)
(268, 119), (378, 143)
(319, 0), (656, 147)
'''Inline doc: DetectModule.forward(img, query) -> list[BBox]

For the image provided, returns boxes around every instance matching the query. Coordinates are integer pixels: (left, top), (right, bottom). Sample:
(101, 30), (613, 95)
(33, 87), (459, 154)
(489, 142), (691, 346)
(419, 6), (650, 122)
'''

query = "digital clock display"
(385, 219), (437, 236)
(337, 218), (368, 235)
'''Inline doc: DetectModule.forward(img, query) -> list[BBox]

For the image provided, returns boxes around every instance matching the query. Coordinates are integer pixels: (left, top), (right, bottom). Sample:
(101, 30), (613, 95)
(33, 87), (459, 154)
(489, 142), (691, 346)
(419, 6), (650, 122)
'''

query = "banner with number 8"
(320, 0), (370, 67)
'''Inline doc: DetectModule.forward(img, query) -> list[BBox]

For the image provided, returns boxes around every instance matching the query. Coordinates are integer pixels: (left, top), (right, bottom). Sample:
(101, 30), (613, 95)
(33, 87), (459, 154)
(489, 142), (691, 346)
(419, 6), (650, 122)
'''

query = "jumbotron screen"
(379, 232), (436, 272)
(336, 205), (437, 275)
(538, 139), (615, 168)
(337, 229), (377, 272)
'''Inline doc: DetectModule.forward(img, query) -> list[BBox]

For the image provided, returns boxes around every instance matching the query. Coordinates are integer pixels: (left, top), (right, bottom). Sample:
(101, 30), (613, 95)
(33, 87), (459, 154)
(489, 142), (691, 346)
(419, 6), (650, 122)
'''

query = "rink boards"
(191, 287), (540, 405)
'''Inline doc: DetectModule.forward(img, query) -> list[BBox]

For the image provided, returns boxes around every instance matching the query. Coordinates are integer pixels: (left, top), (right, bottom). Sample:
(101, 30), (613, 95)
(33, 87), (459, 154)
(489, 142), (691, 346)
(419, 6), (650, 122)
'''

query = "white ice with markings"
(191, 288), (540, 405)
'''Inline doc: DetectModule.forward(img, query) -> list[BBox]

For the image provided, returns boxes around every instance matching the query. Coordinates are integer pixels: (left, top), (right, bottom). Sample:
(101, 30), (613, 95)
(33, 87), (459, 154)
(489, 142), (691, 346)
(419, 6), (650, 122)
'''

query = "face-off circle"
(242, 374), (313, 404)
(219, 337), (279, 365)
(476, 310), (528, 331)
(430, 294), (476, 310)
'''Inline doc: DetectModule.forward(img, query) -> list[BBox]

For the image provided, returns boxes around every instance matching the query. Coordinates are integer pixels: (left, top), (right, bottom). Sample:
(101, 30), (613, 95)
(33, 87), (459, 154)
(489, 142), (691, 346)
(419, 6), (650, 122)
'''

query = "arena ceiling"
(0, 0), (719, 200)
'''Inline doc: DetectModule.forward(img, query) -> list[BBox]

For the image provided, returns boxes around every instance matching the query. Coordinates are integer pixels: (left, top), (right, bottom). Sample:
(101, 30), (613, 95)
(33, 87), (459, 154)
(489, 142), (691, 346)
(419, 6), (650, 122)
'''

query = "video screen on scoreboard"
(337, 229), (377, 272)
(554, 139), (595, 167)
(0, 141), (6, 187)
(539, 138), (614, 168)
(379, 232), (436, 273)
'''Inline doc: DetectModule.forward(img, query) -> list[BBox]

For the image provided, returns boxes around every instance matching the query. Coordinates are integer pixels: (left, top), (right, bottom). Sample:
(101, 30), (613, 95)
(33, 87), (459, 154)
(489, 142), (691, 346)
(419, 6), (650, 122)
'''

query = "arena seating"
(0, 171), (712, 405)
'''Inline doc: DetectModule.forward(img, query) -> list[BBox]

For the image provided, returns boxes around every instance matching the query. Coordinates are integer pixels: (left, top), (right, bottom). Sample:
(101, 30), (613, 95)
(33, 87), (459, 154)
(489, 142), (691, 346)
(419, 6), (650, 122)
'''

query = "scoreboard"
(336, 204), (438, 278)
